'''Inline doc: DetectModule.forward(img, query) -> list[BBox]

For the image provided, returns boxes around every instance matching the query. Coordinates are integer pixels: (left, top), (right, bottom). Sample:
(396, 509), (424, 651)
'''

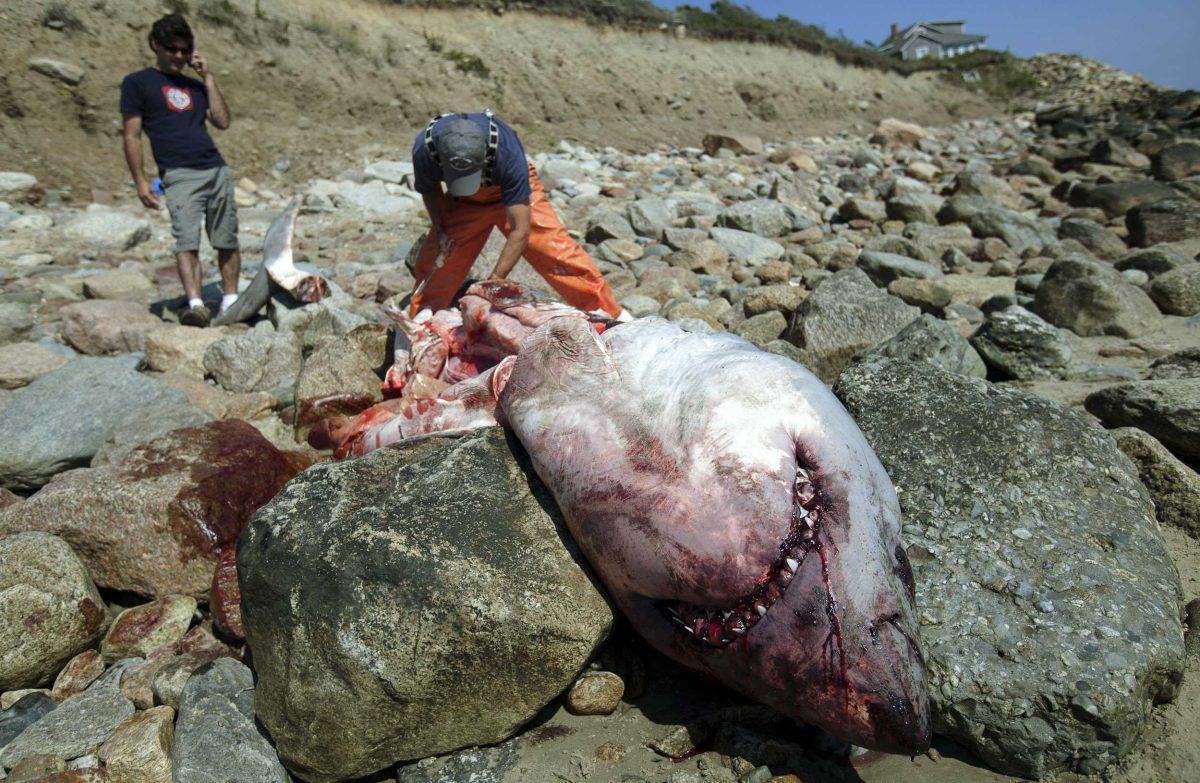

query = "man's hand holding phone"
(190, 50), (209, 79)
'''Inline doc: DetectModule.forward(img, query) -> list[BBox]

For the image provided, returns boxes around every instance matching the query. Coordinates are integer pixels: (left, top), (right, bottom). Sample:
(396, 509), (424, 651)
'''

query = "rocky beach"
(1, 4), (1199, 781)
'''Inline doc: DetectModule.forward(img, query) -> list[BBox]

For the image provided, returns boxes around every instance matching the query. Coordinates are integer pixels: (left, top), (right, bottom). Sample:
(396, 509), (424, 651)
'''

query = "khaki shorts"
(162, 165), (239, 253)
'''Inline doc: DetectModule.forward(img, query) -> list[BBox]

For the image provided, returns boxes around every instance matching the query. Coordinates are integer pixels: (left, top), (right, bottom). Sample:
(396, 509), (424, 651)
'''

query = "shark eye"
(894, 544), (915, 599)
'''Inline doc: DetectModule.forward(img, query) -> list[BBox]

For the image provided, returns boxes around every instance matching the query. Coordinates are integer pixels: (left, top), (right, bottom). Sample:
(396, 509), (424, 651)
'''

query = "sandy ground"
(0, 0), (997, 193)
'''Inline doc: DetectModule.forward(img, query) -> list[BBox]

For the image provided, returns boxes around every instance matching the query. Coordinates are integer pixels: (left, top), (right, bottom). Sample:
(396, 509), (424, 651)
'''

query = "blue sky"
(653, 1), (1199, 90)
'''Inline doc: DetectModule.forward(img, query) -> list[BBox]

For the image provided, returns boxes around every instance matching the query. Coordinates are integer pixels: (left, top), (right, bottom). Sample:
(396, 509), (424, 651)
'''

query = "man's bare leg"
(217, 248), (241, 296)
(176, 250), (203, 302)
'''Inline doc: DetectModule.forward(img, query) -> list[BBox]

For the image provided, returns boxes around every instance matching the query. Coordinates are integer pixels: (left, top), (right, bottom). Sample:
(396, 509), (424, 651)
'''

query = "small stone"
(0, 684), (134, 767)
(27, 58), (85, 85)
(0, 343), (69, 390)
(50, 651), (105, 702)
(101, 597), (197, 663)
(97, 705), (174, 783)
(566, 671), (624, 715)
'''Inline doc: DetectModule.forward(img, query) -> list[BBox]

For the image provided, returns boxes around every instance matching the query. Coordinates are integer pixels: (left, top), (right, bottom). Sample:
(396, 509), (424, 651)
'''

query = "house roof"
(877, 21), (987, 55)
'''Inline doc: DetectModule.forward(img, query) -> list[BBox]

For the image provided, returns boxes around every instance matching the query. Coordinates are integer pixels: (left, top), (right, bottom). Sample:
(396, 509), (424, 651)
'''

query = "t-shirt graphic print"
(162, 85), (194, 113)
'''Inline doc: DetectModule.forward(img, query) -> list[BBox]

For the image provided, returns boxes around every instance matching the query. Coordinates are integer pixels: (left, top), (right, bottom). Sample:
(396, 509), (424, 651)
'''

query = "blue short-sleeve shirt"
(119, 68), (225, 175)
(412, 114), (531, 206)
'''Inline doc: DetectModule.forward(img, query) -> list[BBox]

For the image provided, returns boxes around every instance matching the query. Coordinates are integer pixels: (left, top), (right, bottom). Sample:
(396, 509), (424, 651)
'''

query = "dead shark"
(317, 281), (931, 754)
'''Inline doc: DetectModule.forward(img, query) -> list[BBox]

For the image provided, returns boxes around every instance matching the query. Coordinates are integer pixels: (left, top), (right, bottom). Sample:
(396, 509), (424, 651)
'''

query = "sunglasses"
(159, 43), (193, 55)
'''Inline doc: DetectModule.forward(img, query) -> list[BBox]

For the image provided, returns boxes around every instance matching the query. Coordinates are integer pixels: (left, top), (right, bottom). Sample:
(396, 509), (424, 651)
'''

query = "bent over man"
(409, 112), (628, 320)
(120, 13), (240, 327)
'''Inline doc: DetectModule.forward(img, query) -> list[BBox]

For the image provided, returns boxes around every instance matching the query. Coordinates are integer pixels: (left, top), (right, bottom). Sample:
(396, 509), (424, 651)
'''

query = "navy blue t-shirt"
(119, 68), (225, 175)
(412, 114), (531, 206)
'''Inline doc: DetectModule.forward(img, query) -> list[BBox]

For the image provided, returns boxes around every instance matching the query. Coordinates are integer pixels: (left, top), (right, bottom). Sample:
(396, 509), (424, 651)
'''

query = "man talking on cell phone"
(120, 13), (240, 327)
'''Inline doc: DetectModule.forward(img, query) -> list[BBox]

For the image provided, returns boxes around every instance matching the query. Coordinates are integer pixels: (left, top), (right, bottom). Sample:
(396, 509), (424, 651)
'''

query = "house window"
(914, 46), (929, 58)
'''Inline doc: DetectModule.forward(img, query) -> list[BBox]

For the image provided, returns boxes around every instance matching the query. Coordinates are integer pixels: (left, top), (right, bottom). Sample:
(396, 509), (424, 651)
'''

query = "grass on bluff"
(424, 32), (491, 78)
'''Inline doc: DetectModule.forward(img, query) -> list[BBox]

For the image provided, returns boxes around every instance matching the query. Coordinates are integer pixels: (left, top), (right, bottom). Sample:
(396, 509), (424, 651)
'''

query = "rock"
(886, 192), (941, 224)
(81, 271), (153, 303)
(566, 671), (624, 716)
(0, 533), (109, 691)
(855, 313), (986, 378)
(717, 200), (807, 238)
(294, 333), (384, 416)
(585, 210), (636, 244)
(1147, 348), (1200, 380)
(627, 198), (675, 239)
(50, 651), (105, 703)
(0, 173), (39, 203)
(734, 311), (787, 346)
(334, 181), (419, 215)
(1057, 218), (1127, 260)
(27, 58), (85, 85)
(100, 596), (196, 662)
(666, 241), (729, 276)
(1084, 379), (1200, 463)
(116, 628), (235, 711)
(1031, 256), (1161, 338)
(1090, 137), (1150, 168)
(618, 295), (660, 318)
(209, 548), (242, 643)
(952, 170), (1014, 201)
(1069, 181), (1176, 218)
(0, 685), (134, 768)
(203, 322), (302, 394)
(855, 250), (943, 287)
(0, 303), (36, 346)
(702, 133), (763, 156)
(888, 275), (1016, 313)
(0, 357), (187, 490)
(96, 705), (174, 783)
(870, 118), (928, 147)
(240, 428), (613, 781)
(837, 196), (887, 223)
(834, 360), (1184, 778)
(784, 268), (920, 383)
(0, 420), (309, 596)
(89, 404), (215, 467)
(1126, 199), (1200, 247)
(970, 306), (1072, 380)
(62, 208), (150, 251)
(741, 284), (806, 317)
(1146, 264), (1200, 315)
(968, 208), (1054, 254)
(269, 294), (369, 352)
(1111, 427), (1200, 537)
(396, 740), (519, 783)
(1152, 141), (1200, 181)
(0, 693), (56, 750)
(59, 301), (166, 356)
(171, 659), (288, 783)
(0, 343), (68, 389)
(1114, 247), (1191, 279)
(362, 160), (414, 184)
(709, 228), (784, 266)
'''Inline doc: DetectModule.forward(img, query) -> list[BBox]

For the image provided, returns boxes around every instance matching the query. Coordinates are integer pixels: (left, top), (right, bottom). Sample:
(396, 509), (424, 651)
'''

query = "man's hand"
(190, 50), (210, 79)
(489, 202), (532, 280)
(136, 180), (161, 210)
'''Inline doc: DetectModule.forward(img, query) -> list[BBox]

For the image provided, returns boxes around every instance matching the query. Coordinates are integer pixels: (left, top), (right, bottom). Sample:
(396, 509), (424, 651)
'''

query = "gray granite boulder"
(970, 306), (1072, 380)
(203, 321), (303, 395)
(855, 250), (943, 287)
(717, 199), (809, 237)
(61, 207), (150, 251)
(0, 693), (56, 750)
(1068, 181), (1176, 218)
(1111, 427), (1200, 537)
(834, 360), (1184, 778)
(1057, 218), (1127, 260)
(1085, 379), (1200, 464)
(1152, 141), (1200, 181)
(0, 356), (187, 490)
(1031, 256), (1161, 338)
(709, 227), (785, 265)
(239, 428), (614, 782)
(968, 207), (1055, 255)
(172, 658), (289, 783)
(89, 403), (215, 467)
(1126, 199), (1200, 247)
(785, 268), (920, 383)
(854, 313), (986, 378)
(626, 197), (676, 239)
(0, 533), (109, 691)
(1147, 348), (1200, 380)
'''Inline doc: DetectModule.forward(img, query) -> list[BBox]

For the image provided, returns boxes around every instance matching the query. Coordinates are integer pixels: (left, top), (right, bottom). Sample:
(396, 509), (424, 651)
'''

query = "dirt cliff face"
(0, 0), (998, 192)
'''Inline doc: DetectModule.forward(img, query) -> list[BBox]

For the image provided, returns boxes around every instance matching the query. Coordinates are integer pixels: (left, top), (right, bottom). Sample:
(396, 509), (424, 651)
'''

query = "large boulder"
(89, 403), (215, 467)
(0, 420), (310, 596)
(0, 684), (134, 768)
(0, 533), (109, 690)
(81, 269), (154, 302)
(1126, 199), (1200, 247)
(855, 250), (943, 288)
(1031, 256), (1161, 338)
(0, 172), (39, 203)
(0, 356), (187, 490)
(240, 428), (614, 782)
(1068, 181), (1176, 218)
(784, 268), (920, 383)
(203, 321), (303, 394)
(143, 325), (232, 378)
(0, 342), (68, 389)
(719, 199), (810, 237)
(834, 360), (1184, 778)
(1084, 379), (1200, 464)
(709, 227), (784, 265)
(59, 300), (167, 355)
(968, 207), (1054, 254)
(1152, 141), (1200, 181)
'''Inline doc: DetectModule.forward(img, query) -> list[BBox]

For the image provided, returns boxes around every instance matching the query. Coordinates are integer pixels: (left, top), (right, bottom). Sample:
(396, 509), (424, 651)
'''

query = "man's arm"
(489, 201), (532, 279)
(122, 114), (160, 210)
(191, 52), (230, 129)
